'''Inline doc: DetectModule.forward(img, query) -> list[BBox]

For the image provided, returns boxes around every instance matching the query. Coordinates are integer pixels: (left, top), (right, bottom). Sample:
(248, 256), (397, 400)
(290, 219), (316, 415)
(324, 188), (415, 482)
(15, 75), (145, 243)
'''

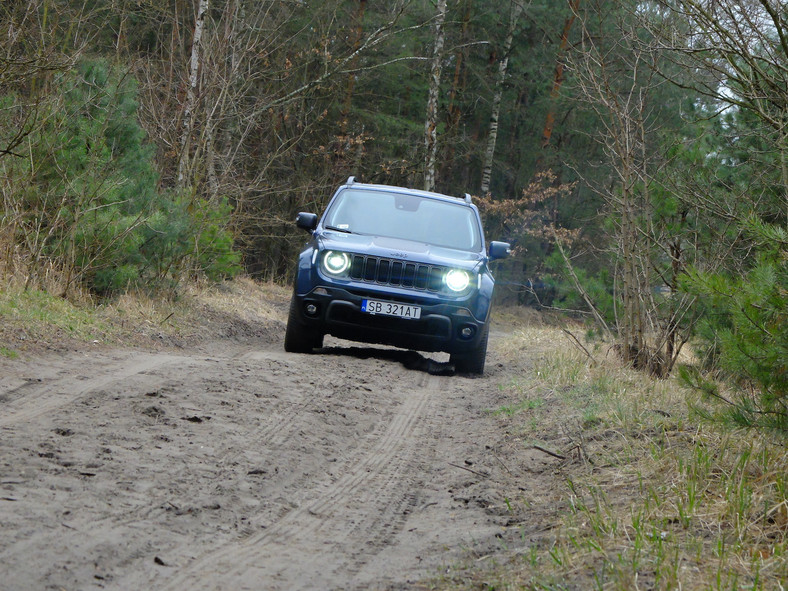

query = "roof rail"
(464, 193), (472, 204)
(347, 176), (356, 185)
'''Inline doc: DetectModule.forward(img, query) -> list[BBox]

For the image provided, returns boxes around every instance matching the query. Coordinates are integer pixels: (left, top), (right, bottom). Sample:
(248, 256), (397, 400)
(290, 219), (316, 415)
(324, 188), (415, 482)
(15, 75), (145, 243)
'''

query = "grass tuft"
(0, 276), (289, 355)
(0, 346), (19, 359)
(437, 309), (788, 590)
(0, 286), (108, 343)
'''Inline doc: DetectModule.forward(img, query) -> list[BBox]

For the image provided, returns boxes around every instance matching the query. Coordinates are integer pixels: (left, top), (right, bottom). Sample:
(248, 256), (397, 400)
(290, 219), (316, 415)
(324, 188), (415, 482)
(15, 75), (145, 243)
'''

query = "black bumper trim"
(297, 289), (484, 354)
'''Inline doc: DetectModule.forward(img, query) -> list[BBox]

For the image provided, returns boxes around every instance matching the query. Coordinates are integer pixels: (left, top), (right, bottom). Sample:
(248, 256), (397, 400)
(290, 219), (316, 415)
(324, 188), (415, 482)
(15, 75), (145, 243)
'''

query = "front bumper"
(293, 286), (487, 354)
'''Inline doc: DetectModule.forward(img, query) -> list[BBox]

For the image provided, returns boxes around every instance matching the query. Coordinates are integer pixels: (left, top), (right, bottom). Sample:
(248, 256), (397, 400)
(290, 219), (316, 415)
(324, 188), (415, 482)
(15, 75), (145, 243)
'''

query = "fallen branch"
(560, 327), (597, 364)
(492, 453), (514, 476)
(448, 462), (489, 478)
(532, 444), (566, 460)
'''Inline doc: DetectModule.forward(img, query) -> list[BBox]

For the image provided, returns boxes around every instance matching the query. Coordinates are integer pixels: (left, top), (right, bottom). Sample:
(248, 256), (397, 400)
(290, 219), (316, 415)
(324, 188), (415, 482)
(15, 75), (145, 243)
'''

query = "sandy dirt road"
(0, 318), (561, 590)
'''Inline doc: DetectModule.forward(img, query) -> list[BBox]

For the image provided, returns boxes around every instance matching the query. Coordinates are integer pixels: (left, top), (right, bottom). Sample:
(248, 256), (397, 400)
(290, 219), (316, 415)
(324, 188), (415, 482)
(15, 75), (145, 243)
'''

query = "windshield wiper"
(325, 225), (352, 233)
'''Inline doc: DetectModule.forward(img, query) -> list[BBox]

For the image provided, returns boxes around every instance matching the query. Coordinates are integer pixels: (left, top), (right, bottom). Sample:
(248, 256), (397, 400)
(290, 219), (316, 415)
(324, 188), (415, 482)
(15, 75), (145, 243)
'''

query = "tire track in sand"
(157, 371), (441, 591)
(0, 348), (324, 549)
(0, 347), (330, 589)
(0, 352), (189, 428)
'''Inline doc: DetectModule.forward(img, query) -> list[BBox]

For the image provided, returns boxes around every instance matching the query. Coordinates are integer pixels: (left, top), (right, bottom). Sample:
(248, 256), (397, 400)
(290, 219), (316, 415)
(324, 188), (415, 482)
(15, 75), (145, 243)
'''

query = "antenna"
(347, 176), (356, 185)
(464, 193), (472, 204)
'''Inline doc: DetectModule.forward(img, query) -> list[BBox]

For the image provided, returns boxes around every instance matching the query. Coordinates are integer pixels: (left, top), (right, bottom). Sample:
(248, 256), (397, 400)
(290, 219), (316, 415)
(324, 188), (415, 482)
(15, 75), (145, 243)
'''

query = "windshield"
(323, 189), (482, 252)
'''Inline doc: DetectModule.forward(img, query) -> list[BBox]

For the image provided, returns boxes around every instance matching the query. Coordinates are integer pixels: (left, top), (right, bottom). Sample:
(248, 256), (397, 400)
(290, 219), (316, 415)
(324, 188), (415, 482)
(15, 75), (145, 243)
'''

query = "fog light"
(460, 326), (475, 339)
(305, 303), (319, 316)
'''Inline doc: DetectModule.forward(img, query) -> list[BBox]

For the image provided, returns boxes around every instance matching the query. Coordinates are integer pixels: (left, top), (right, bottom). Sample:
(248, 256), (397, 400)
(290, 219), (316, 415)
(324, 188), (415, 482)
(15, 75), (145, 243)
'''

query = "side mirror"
(296, 212), (318, 233)
(488, 241), (511, 260)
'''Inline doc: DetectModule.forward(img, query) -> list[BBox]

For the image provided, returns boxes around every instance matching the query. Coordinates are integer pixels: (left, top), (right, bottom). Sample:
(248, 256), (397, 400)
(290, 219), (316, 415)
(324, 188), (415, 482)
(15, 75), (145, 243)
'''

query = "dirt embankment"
(0, 286), (565, 590)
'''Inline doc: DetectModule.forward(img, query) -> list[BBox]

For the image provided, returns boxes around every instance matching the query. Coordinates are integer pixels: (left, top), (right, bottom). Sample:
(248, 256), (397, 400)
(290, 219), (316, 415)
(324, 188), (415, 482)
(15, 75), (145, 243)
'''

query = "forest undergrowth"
(0, 274), (288, 356)
(435, 311), (788, 590)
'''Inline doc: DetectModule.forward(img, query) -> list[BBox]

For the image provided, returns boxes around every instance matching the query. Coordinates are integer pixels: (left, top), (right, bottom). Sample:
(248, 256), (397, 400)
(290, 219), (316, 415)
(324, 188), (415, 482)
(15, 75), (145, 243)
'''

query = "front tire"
(284, 295), (323, 353)
(450, 324), (489, 375)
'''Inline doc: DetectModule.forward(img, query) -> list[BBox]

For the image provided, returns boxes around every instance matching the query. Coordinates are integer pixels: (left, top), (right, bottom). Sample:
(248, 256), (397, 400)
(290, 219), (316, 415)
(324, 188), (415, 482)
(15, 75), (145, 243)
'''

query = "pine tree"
(5, 58), (240, 294)
(682, 219), (787, 434)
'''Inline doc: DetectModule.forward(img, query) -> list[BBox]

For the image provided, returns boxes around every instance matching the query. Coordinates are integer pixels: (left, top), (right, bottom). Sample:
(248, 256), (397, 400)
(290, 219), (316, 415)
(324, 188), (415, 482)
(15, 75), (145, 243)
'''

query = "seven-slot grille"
(349, 255), (448, 292)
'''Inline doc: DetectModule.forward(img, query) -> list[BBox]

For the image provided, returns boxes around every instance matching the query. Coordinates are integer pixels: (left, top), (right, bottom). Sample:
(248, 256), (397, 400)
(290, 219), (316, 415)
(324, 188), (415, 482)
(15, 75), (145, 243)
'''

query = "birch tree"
(424, 0), (448, 192)
(480, 0), (524, 194)
(177, 0), (209, 191)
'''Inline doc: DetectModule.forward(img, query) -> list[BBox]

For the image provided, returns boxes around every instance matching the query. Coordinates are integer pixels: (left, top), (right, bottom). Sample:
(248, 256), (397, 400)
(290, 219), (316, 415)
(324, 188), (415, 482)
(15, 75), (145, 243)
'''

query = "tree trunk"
(480, 0), (523, 194)
(423, 0), (447, 192)
(177, 0), (209, 191)
(340, 0), (367, 137)
(442, 0), (471, 180)
(541, 0), (580, 149)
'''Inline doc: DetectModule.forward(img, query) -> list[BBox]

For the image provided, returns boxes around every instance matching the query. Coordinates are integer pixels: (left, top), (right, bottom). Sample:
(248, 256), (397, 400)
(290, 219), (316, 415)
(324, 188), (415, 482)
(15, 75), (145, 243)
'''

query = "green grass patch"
(432, 318), (788, 591)
(0, 346), (19, 359)
(495, 396), (546, 417)
(0, 287), (107, 341)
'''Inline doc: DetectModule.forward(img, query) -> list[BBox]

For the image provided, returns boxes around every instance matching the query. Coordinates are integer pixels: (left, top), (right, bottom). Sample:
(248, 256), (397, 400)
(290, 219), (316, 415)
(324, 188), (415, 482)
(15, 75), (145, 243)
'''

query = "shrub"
(681, 218), (787, 435)
(2, 58), (240, 294)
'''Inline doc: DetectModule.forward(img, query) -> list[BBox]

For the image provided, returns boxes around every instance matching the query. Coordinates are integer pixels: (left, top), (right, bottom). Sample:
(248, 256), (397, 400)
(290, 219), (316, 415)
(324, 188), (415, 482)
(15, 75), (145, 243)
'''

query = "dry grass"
(0, 284), (111, 349)
(438, 309), (788, 590)
(0, 276), (290, 356)
(183, 276), (290, 324)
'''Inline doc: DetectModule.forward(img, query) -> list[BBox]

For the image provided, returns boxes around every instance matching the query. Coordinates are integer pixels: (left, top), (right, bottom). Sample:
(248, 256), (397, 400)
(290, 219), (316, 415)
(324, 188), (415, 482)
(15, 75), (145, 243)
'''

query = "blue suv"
(284, 177), (510, 374)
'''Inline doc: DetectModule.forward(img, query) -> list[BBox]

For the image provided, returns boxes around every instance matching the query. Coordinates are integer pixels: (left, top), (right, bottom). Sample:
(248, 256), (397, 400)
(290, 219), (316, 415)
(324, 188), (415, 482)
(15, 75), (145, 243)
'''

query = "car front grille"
(349, 255), (446, 292)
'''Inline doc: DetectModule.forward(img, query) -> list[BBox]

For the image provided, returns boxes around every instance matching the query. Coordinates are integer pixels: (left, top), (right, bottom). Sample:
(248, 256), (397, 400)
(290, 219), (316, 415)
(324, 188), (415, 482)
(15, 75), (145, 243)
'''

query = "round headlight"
(445, 269), (470, 292)
(322, 251), (351, 275)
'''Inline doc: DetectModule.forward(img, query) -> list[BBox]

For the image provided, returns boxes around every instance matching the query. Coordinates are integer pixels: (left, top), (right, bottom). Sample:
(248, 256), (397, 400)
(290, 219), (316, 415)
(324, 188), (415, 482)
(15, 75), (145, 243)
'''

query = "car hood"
(317, 230), (484, 270)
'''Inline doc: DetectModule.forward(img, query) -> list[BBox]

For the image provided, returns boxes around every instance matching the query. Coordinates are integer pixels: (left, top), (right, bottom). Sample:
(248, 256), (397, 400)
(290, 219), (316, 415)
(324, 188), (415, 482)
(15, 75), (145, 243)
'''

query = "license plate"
(361, 299), (422, 319)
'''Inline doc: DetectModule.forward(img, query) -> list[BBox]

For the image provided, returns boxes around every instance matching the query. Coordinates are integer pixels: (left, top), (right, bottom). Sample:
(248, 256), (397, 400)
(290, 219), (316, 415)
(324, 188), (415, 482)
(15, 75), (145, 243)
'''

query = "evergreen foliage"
(2, 58), (239, 294)
(681, 219), (788, 434)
